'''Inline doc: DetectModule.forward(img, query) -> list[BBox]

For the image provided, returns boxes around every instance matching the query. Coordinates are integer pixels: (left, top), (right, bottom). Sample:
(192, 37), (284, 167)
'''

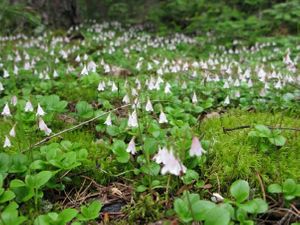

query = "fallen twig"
(223, 125), (300, 133)
(256, 172), (266, 201)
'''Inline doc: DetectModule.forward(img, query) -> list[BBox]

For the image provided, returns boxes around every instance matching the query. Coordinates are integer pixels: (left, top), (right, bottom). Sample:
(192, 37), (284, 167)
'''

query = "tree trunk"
(10, 0), (80, 27)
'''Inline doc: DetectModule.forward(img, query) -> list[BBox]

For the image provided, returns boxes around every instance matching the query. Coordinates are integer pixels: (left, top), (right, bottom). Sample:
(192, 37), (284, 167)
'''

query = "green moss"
(200, 109), (300, 190)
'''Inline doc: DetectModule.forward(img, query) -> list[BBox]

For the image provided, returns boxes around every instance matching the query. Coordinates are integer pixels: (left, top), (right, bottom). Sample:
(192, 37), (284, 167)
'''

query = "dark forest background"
(1, 0), (300, 39)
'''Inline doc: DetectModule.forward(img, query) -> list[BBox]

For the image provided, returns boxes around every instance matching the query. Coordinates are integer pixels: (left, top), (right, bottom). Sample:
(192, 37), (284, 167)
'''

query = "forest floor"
(0, 22), (299, 224)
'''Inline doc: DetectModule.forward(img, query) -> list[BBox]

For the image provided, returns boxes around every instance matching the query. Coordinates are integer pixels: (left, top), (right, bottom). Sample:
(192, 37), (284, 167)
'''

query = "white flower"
(36, 104), (46, 117)
(128, 110), (138, 128)
(122, 94), (130, 104)
(3, 69), (9, 78)
(189, 137), (206, 157)
(223, 81), (230, 89)
(11, 96), (18, 106)
(126, 137), (136, 155)
(38, 118), (52, 136)
(24, 101), (34, 112)
(53, 70), (59, 78)
(9, 124), (16, 137)
(3, 136), (11, 148)
(153, 146), (169, 164)
(192, 92), (198, 103)
(97, 81), (105, 91)
(87, 61), (97, 72)
(1, 103), (11, 117)
(14, 65), (19, 75)
(0, 82), (4, 92)
(211, 193), (224, 203)
(104, 113), (112, 126)
(159, 110), (168, 124)
(153, 147), (186, 176)
(145, 98), (153, 112)
(224, 96), (230, 105)
(111, 82), (118, 92)
(81, 66), (88, 76)
(164, 82), (171, 94)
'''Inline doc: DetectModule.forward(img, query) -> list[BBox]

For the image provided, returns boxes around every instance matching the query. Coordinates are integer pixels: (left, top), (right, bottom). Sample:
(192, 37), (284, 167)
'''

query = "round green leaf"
(230, 180), (250, 203)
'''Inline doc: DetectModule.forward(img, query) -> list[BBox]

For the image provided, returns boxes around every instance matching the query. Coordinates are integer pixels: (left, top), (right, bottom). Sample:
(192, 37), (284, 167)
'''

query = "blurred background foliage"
(1, 0), (300, 40)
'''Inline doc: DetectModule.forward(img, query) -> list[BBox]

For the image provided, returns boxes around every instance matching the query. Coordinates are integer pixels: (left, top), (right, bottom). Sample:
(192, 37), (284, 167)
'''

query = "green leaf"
(144, 138), (158, 155)
(240, 198), (268, 214)
(76, 101), (94, 119)
(0, 202), (27, 225)
(268, 135), (286, 146)
(254, 125), (271, 137)
(140, 162), (160, 176)
(268, 184), (282, 193)
(174, 192), (215, 222)
(174, 198), (192, 223)
(58, 208), (78, 224)
(136, 185), (147, 192)
(25, 171), (53, 189)
(283, 179), (297, 197)
(0, 190), (15, 203)
(204, 206), (230, 225)
(230, 180), (250, 203)
(182, 169), (199, 185)
(112, 140), (130, 163)
(0, 153), (11, 174)
(78, 200), (102, 221)
(106, 125), (120, 136)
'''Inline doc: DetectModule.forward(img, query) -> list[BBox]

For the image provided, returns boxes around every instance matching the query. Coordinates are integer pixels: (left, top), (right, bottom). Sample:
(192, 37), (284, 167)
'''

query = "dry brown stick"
(274, 208), (300, 218)
(290, 204), (300, 214)
(223, 125), (300, 133)
(256, 172), (266, 201)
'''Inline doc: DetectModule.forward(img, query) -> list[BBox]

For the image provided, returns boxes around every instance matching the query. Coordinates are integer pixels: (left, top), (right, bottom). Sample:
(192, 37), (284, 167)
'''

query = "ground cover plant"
(0, 18), (299, 225)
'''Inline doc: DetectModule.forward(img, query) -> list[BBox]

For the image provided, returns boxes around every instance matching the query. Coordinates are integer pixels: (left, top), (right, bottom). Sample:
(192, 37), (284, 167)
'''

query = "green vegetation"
(0, 1), (300, 224)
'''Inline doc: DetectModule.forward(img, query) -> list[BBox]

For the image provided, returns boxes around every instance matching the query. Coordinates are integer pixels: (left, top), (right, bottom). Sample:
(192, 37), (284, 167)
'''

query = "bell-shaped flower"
(104, 113), (112, 126)
(9, 124), (16, 137)
(153, 146), (169, 164)
(153, 147), (186, 176)
(3, 136), (11, 148)
(1, 103), (11, 117)
(11, 96), (18, 106)
(81, 66), (88, 76)
(3, 69), (10, 78)
(164, 82), (171, 94)
(122, 94), (130, 104)
(38, 118), (52, 136)
(128, 110), (138, 128)
(36, 104), (46, 117)
(53, 70), (59, 78)
(0, 82), (4, 92)
(97, 81), (105, 91)
(159, 110), (168, 124)
(145, 98), (153, 112)
(126, 137), (136, 155)
(192, 92), (198, 103)
(189, 137), (206, 157)
(224, 96), (230, 105)
(24, 101), (34, 112)
(111, 82), (118, 92)
(87, 61), (97, 72)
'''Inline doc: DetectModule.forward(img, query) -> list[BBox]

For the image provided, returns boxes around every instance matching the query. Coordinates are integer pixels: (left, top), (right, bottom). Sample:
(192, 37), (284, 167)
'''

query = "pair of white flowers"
(154, 137), (206, 176)
(124, 136), (206, 176)
(24, 101), (45, 117)
(3, 124), (16, 148)
(24, 101), (51, 136)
